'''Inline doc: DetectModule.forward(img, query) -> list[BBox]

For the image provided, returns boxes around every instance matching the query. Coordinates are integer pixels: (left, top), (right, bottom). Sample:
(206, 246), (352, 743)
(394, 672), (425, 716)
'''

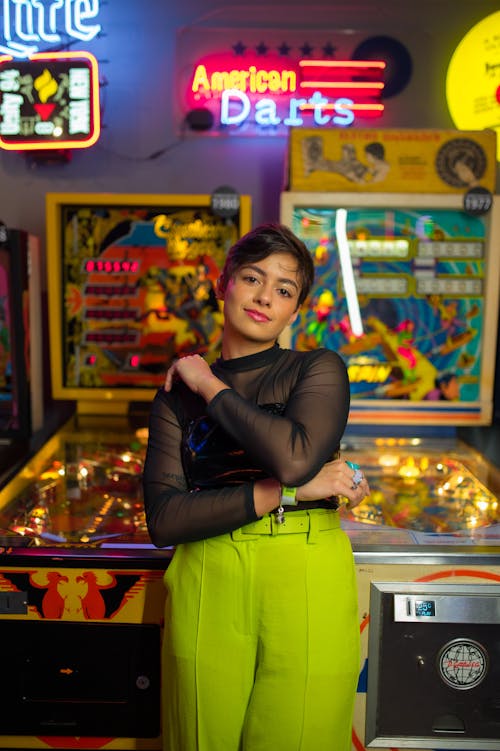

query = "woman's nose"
(254, 283), (271, 305)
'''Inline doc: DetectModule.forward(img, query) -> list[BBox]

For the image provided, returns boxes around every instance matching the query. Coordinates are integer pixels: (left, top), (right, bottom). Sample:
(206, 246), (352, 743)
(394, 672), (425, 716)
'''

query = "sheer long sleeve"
(209, 348), (349, 485)
(143, 392), (258, 547)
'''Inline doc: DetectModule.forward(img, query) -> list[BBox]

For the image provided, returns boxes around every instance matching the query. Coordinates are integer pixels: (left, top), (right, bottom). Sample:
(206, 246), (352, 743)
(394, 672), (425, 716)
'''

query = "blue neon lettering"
(1, 0), (101, 56)
(218, 90), (356, 130)
(12, 0), (36, 41)
(33, 0), (64, 42)
(255, 97), (280, 126)
(283, 96), (305, 126)
(310, 90), (330, 125)
(65, 0), (100, 42)
(220, 89), (250, 125)
(333, 97), (355, 126)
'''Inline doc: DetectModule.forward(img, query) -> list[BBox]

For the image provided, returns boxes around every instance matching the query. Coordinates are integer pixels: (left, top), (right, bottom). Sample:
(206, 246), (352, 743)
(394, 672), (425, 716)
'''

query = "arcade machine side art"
(280, 190), (500, 751)
(0, 224), (43, 475)
(0, 192), (251, 751)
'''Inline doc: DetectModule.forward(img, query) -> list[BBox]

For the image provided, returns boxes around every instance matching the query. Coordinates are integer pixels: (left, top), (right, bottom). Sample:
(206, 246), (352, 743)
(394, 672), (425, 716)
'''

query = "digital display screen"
(415, 599), (436, 617)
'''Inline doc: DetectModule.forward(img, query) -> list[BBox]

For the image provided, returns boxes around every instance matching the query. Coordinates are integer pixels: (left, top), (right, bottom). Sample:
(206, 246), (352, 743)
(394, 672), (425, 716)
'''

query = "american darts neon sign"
(187, 52), (385, 132)
(0, 50), (100, 149)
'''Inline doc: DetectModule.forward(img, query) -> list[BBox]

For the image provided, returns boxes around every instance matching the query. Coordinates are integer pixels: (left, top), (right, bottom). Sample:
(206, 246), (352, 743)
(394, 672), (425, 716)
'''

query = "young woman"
(143, 223), (369, 751)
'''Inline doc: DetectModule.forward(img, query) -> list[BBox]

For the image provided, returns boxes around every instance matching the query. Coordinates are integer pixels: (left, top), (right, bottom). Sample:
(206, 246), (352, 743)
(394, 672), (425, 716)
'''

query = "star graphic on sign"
(255, 42), (268, 55)
(300, 42), (314, 56)
(233, 41), (246, 55)
(278, 42), (291, 56)
(322, 42), (337, 56)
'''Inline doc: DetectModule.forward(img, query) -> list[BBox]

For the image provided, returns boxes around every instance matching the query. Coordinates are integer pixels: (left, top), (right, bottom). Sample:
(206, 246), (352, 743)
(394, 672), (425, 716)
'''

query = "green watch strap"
(280, 485), (298, 506)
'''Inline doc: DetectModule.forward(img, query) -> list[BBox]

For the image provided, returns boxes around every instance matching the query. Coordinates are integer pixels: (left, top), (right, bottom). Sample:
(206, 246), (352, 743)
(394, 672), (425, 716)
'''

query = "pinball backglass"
(280, 192), (500, 426)
(46, 192), (251, 412)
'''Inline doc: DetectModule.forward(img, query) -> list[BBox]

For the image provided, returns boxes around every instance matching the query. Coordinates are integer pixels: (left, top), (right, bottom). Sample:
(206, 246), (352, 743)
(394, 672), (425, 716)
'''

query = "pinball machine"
(280, 187), (500, 750)
(0, 192), (251, 751)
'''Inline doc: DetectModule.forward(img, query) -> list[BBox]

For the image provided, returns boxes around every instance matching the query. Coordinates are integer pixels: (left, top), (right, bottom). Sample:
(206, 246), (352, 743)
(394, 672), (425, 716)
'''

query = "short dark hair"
(436, 372), (456, 388)
(220, 223), (314, 307)
(365, 141), (385, 161)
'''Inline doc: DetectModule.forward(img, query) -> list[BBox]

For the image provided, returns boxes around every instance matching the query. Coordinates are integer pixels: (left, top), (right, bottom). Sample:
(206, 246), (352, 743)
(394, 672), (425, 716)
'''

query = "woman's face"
(219, 251), (301, 352)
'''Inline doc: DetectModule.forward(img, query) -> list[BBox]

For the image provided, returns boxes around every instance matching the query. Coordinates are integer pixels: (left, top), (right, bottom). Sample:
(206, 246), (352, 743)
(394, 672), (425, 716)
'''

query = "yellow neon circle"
(446, 10), (500, 160)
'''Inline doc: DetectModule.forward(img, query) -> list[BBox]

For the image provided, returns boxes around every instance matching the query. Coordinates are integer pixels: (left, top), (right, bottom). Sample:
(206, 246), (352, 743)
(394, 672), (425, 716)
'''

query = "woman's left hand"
(296, 458), (370, 509)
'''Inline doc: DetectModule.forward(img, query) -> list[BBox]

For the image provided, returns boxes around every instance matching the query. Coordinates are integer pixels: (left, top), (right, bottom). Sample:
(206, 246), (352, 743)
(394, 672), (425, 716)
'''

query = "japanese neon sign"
(0, 0), (101, 58)
(0, 50), (100, 149)
(186, 52), (385, 132)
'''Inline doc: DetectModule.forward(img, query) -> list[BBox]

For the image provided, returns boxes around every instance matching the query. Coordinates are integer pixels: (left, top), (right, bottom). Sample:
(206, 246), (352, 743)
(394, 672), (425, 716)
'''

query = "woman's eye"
(278, 288), (292, 297)
(243, 275), (258, 283)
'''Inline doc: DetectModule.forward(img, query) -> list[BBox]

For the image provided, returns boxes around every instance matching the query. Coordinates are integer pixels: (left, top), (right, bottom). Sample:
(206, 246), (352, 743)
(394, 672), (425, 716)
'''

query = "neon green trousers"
(161, 509), (360, 751)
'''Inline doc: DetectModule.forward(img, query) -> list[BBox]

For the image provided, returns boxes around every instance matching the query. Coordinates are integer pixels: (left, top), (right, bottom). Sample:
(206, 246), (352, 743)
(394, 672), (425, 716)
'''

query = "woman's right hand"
(164, 354), (228, 403)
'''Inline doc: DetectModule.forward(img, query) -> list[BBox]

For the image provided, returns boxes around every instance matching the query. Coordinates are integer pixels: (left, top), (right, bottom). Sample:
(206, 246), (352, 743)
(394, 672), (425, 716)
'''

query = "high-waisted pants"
(161, 509), (360, 751)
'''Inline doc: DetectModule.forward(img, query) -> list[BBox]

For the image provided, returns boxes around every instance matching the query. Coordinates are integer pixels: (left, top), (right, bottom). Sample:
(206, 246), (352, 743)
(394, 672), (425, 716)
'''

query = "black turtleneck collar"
(213, 343), (283, 372)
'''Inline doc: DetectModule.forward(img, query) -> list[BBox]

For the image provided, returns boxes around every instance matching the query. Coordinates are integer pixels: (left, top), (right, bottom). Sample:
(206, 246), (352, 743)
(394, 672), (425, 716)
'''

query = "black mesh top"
(143, 344), (350, 547)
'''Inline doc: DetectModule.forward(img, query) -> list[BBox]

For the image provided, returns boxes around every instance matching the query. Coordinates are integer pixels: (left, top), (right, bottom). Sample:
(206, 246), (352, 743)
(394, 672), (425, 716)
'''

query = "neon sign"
(1, 0), (101, 58)
(219, 89), (357, 127)
(186, 52), (385, 132)
(0, 50), (100, 149)
(192, 63), (297, 94)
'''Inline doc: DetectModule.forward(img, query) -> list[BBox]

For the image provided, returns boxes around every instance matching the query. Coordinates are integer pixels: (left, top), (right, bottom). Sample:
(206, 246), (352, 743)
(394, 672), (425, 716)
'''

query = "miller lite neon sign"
(187, 52), (385, 132)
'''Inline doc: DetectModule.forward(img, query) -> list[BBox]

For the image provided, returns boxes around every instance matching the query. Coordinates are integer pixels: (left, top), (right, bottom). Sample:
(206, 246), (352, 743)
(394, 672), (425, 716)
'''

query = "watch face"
(446, 10), (500, 161)
(437, 638), (489, 690)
